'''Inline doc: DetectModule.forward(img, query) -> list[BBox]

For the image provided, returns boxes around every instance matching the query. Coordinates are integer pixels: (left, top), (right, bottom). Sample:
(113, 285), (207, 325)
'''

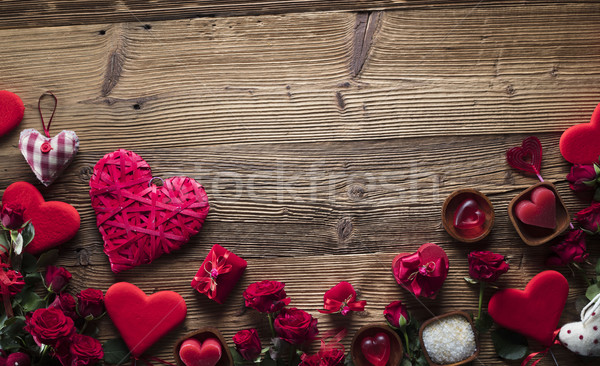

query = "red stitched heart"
(179, 338), (222, 366)
(0, 90), (24, 137)
(105, 282), (187, 358)
(361, 332), (390, 366)
(560, 102), (600, 164)
(89, 149), (209, 273)
(506, 136), (543, 175)
(514, 186), (556, 229)
(453, 198), (485, 230)
(488, 270), (568, 346)
(1, 182), (80, 255)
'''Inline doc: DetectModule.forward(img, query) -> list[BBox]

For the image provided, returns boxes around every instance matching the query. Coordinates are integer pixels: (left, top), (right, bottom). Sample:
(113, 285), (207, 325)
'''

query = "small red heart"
(514, 186), (556, 229)
(361, 332), (390, 366)
(453, 198), (485, 230)
(179, 338), (222, 366)
(560, 102), (600, 164)
(105, 282), (187, 358)
(0, 90), (24, 137)
(506, 136), (543, 175)
(489, 270), (568, 346)
(1, 182), (80, 255)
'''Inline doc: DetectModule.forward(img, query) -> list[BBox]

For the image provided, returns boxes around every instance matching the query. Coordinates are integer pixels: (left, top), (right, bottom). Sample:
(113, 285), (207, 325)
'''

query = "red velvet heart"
(560, 102), (600, 164)
(361, 332), (390, 366)
(392, 243), (449, 299)
(179, 338), (222, 366)
(514, 186), (556, 229)
(506, 136), (543, 175)
(105, 282), (187, 358)
(0, 90), (24, 137)
(1, 182), (80, 255)
(89, 149), (209, 273)
(453, 198), (485, 230)
(488, 270), (568, 346)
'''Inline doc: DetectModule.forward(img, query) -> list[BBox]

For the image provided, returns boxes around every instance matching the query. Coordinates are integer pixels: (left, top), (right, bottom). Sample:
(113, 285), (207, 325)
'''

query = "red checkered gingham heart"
(19, 129), (79, 186)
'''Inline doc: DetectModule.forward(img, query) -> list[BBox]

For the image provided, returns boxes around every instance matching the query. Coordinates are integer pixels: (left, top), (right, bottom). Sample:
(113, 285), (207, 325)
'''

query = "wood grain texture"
(1, 2), (600, 365)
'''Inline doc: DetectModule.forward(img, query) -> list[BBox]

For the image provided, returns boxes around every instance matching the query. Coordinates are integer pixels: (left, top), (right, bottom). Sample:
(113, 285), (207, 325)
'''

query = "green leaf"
(2, 316), (26, 339)
(401, 359), (412, 366)
(475, 311), (494, 333)
(491, 328), (529, 360)
(17, 290), (45, 312)
(594, 162), (600, 176)
(0, 231), (9, 254)
(37, 249), (59, 268)
(415, 354), (429, 366)
(262, 352), (277, 366)
(102, 338), (131, 365)
(344, 352), (355, 366)
(25, 272), (42, 286)
(576, 295), (590, 314)
(21, 252), (38, 274)
(595, 188), (600, 204)
(464, 276), (478, 285)
(21, 222), (35, 247)
(230, 347), (244, 365)
(586, 283), (600, 301)
(595, 258), (600, 276)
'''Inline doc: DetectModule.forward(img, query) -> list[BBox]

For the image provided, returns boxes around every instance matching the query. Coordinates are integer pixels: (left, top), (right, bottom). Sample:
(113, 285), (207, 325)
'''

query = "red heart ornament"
(453, 198), (485, 230)
(105, 282), (187, 358)
(514, 186), (556, 229)
(179, 338), (222, 366)
(361, 332), (390, 366)
(506, 136), (543, 176)
(0, 90), (24, 137)
(1, 181), (80, 255)
(560, 102), (600, 164)
(392, 243), (449, 299)
(488, 270), (568, 346)
(89, 149), (209, 273)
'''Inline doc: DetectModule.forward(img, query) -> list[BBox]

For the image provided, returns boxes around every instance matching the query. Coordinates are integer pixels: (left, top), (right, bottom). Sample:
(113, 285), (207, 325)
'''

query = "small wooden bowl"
(351, 324), (403, 366)
(173, 327), (233, 366)
(442, 189), (494, 243)
(419, 311), (479, 366)
(507, 181), (570, 246)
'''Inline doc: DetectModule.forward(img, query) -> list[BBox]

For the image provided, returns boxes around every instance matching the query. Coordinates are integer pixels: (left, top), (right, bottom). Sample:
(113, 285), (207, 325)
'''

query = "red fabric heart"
(1, 182), (80, 255)
(453, 198), (485, 230)
(89, 149), (209, 273)
(392, 243), (449, 299)
(506, 136), (543, 176)
(560, 102), (600, 164)
(361, 332), (390, 366)
(0, 90), (24, 137)
(488, 270), (568, 346)
(179, 338), (222, 366)
(105, 282), (187, 358)
(514, 186), (556, 229)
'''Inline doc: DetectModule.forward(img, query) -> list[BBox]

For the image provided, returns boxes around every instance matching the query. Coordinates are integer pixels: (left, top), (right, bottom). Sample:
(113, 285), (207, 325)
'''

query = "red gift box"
(191, 244), (247, 304)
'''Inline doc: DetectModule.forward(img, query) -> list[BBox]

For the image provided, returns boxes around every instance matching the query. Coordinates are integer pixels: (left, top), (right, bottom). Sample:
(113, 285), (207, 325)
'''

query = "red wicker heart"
(89, 149), (209, 273)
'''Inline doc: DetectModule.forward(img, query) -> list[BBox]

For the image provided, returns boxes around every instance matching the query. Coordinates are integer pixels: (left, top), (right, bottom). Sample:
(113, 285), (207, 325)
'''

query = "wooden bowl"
(442, 189), (494, 243)
(173, 327), (233, 366)
(351, 324), (403, 366)
(507, 181), (570, 246)
(419, 311), (479, 366)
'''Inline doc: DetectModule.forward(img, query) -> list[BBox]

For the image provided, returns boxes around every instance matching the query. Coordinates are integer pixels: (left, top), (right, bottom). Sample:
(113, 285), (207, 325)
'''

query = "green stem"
(40, 344), (49, 360)
(402, 329), (413, 359)
(79, 319), (89, 334)
(288, 345), (296, 366)
(268, 313), (276, 338)
(477, 281), (485, 321)
(572, 263), (592, 286)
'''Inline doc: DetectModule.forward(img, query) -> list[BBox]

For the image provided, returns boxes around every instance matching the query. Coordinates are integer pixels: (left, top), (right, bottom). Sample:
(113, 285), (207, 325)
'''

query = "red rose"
(468, 251), (509, 282)
(243, 280), (290, 313)
(318, 282), (366, 315)
(24, 307), (75, 347)
(50, 293), (78, 320)
(0, 203), (24, 230)
(576, 202), (600, 234)
(0, 263), (24, 296)
(45, 265), (72, 293)
(567, 164), (599, 191)
(383, 301), (409, 329)
(233, 329), (262, 361)
(70, 334), (104, 366)
(546, 230), (588, 266)
(77, 289), (104, 319)
(274, 307), (318, 345)
(6, 352), (30, 366)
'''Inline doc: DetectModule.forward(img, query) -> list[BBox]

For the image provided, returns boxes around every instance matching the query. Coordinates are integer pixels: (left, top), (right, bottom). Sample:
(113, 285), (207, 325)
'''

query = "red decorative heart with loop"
(488, 270), (568, 346)
(89, 149), (209, 273)
(506, 136), (543, 176)
(560, 102), (600, 164)
(361, 332), (390, 366)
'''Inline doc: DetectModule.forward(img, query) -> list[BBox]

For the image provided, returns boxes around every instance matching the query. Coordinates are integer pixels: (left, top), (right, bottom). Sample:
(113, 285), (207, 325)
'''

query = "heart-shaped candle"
(515, 186), (556, 229)
(361, 332), (390, 366)
(179, 338), (222, 366)
(453, 198), (485, 230)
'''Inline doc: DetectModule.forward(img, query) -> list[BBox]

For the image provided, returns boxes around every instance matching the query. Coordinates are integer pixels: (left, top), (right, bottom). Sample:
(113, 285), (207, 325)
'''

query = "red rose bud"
(546, 230), (589, 266)
(576, 202), (600, 234)
(6, 353), (30, 366)
(0, 263), (24, 296)
(233, 329), (262, 361)
(243, 280), (291, 313)
(384, 301), (409, 329)
(77, 288), (105, 319)
(69, 334), (104, 366)
(300, 349), (345, 366)
(50, 293), (78, 320)
(24, 307), (75, 347)
(468, 251), (509, 282)
(44, 265), (72, 293)
(567, 164), (599, 191)
(0, 203), (24, 230)
(318, 282), (366, 315)
(274, 307), (319, 345)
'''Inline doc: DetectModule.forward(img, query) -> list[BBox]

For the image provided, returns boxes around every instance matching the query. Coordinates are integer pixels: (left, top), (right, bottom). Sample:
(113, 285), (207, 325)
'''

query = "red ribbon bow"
(192, 251), (232, 299)
(521, 329), (561, 366)
(394, 252), (446, 299)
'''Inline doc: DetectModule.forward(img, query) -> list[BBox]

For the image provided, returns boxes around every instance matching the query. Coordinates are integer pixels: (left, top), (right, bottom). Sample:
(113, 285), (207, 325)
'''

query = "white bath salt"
(422, 315), (477, 364)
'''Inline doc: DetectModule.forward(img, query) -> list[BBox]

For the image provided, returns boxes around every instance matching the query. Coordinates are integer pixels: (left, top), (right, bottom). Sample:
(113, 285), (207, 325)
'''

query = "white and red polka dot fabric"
(559, 293), (600, 356)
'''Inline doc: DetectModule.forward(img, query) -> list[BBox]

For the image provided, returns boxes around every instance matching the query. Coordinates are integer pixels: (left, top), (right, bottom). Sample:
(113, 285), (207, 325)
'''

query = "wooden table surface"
(1, 1), (600, 365)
